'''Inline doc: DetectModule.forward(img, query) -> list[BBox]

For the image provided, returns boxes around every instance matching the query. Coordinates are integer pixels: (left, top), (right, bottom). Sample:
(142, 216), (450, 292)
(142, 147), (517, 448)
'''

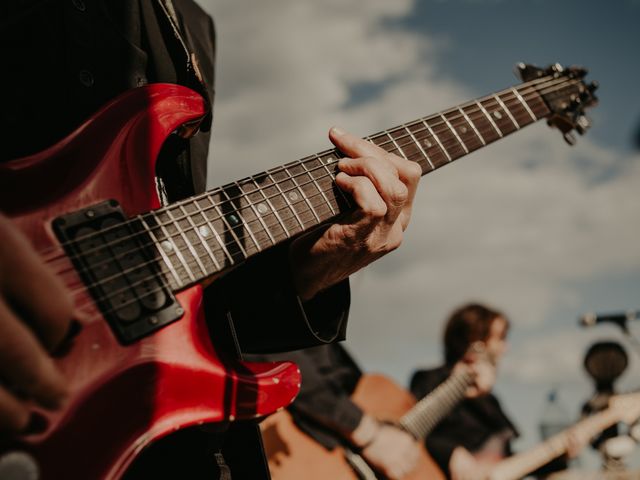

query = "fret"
(249, 177), (291, 241)
(235, 180), (280, 245)
(256, 173), (303, 236)
(317, 152), (353, 210)
(270, 168), (318, 229)
(439, 113), (469, 154)
(164, 207), (207, 278)
(427, 116), (466, 159)
(138, 214), (182, 287)
(266, 171), (306, 234)
(390, 126), (429, 168)
(219, 186), (270, 254)
(150, 210), (196, 283)
(406, 122), (449, 168)
(458, 107), (486, 146)
(200, 194), (240, 265)
(285, 164), (324, 223)
(175, 202), (220, 274)
(421, 119), (451, 162)
(480, 98), (517, 135)
(511, 88), (537, 121)
(302, 157), (337, 215)
(385, 130), (409, 160)
(443, 109), (483, 152)
(403, 125), (434, 171)
(474, 101), (503, 139)
(499, 91), (534, 127)
(193, 197), (234, 267)
(210, 188), (254, 259)
(517, 86), (550, 118)
(492, 94), (520, 129)
(178, 204), (221, 272)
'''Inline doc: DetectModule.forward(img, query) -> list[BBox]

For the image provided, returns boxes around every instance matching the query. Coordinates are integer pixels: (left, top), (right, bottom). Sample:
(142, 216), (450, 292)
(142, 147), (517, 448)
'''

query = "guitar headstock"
(516, 62), (598, 146)
(609, 391), (640, 424)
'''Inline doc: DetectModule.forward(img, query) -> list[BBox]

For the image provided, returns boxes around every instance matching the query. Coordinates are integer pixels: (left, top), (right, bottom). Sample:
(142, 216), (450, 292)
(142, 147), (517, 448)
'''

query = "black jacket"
(410, 366), (518, 478)
(410, 366), (567, 480)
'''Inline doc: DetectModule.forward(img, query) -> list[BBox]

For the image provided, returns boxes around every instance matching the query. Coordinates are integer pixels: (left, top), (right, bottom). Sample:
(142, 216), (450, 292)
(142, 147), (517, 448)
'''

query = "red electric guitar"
(0, 63), (596, 479)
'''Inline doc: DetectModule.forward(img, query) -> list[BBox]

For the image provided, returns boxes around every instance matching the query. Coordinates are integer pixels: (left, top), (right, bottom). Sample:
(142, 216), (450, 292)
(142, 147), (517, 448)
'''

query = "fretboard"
(488, 408), (619, 480)
(400, 369), (474, 440)
(142, 74), (557, 290)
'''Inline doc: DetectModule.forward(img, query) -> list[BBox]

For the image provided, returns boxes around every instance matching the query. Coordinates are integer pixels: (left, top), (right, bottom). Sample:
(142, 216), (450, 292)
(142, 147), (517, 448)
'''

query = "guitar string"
(54, 78), (572, 317)
(41, 74), (572, 283)
(57, 97), (547, 305)
(46, 78), (582, 317)
(54, 77), (578, 314)
(44, 75), (574, 278)
(37, 73), (568, 262)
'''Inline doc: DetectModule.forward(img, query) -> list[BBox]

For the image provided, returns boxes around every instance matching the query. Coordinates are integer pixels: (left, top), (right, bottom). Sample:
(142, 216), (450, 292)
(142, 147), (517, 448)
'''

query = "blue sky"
(202, 0), (640, 469)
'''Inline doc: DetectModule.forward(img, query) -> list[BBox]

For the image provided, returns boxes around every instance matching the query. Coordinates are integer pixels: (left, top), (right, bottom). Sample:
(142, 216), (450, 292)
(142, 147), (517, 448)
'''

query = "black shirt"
(410, 366), (518, 478)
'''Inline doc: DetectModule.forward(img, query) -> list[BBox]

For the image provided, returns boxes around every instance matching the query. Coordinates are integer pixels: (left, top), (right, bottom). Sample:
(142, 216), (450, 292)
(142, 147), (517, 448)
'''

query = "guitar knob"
(0, 451), (39, 480)
(563, 132), (577, 146)
(576, 115), (591, 135)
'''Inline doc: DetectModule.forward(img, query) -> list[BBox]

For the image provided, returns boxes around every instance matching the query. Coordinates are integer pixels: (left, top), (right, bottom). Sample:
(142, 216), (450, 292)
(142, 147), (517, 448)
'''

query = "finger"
(335, 172), (387, 220)
(329, 127), (389, 159)
(0, 298), (68, 410)
(0, 387), (30, 433)
(0, 218), (74, 351)
(338, 157), (407, 226)
(385, 154), (423, 200)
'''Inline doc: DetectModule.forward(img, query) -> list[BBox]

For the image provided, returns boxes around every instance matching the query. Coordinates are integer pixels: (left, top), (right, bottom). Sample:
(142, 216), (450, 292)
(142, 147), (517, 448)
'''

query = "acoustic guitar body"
(262, 373), (445, 480)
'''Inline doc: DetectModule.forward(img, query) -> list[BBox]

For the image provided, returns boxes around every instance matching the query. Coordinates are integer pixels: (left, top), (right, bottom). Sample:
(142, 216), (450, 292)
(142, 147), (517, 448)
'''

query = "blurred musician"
(410, 303), (580, 480)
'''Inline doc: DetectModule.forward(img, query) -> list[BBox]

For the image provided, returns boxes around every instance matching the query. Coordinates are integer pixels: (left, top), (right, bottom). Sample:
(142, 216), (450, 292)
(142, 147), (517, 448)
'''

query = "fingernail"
(331, 126), (346, 136)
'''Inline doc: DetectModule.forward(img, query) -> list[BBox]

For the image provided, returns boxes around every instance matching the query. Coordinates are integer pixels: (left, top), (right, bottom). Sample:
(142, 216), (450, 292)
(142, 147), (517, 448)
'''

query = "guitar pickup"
(53, 200), (183, 344)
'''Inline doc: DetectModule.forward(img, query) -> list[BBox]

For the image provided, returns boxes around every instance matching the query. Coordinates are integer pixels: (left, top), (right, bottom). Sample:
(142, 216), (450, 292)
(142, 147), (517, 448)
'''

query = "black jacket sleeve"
(208, 243), (350, 354)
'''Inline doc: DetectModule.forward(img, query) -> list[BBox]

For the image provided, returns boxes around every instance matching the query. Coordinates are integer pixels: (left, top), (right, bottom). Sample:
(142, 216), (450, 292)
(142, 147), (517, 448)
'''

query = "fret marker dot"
(459, 126), (467, 134)
(227, 214), (240, 226)
(423, 139), (433, 148)
(493, 110), (503, 120)
(198, 225), (211, 238)
(160, 240), (174, 253)
(257, 203), (269, 214)
(288, 191), (299, 201)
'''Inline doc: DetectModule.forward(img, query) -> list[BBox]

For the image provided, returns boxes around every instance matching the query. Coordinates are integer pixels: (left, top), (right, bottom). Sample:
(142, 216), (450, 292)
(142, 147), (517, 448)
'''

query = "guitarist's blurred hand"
(0, 213), (72, 433)
(450, 446), (494, 480)
(363, 423), (420, 479)
(351, 414), (420, 479)
(290, 127), (421, 301)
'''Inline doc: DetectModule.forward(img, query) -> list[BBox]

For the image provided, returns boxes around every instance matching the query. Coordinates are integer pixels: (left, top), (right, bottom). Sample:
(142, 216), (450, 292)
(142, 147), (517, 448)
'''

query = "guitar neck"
(400, 369), (474, 440)
(142, 75), (557, 290)
(488, 408), (619, 480)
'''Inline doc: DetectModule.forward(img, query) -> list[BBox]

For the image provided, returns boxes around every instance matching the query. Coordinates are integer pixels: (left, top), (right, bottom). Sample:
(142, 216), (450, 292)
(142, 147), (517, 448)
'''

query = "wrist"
(350, 415), (381, 448)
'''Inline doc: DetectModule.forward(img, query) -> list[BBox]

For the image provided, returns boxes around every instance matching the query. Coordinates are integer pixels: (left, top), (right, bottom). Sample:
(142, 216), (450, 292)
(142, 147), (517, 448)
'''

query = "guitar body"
(0, 84), (300, 479)
(351, 374), (446, 480)
(262, 373), (445, 480)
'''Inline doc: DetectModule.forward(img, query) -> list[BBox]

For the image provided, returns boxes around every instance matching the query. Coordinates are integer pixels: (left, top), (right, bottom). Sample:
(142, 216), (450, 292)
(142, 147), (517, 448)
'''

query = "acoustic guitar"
(0, 63), (596, 479)
(262, 346), (491, 479)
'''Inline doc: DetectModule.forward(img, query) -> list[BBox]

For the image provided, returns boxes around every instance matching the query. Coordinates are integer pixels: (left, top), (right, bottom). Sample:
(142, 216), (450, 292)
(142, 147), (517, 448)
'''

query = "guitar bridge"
(53, 200), (183, 344)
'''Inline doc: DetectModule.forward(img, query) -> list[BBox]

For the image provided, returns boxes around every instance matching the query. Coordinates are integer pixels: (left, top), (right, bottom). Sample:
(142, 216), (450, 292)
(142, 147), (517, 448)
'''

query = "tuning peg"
(576, 115), (591, 135)
(563, 132), (577, 146)
(515, 63), (545, 81)
(567, 65), (588, 78)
